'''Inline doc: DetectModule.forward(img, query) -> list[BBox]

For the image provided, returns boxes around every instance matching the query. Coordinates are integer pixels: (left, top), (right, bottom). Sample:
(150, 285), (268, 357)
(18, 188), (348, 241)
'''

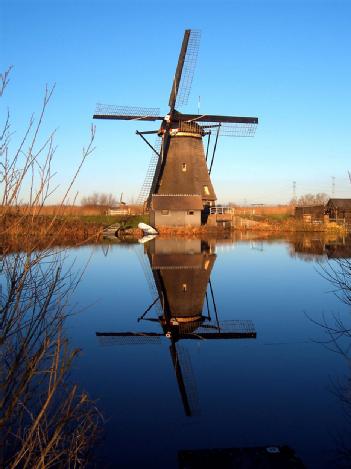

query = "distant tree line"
(291, 192), (330, 206)
(81, 192), (118, 206)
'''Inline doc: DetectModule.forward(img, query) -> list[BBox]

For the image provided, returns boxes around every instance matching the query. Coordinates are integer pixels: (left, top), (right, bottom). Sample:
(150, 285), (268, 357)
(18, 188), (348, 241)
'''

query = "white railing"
(106, 208), (131, 216)
(209, 206), (234, 215)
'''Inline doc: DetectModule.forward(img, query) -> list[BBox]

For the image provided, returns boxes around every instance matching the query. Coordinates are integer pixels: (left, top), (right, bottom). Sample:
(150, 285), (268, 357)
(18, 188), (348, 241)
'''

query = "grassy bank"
(234, 216), (349, 234)
(2, 206), (348, 252)
(70, 213), (149, 228)
(0, 213), (149, 252)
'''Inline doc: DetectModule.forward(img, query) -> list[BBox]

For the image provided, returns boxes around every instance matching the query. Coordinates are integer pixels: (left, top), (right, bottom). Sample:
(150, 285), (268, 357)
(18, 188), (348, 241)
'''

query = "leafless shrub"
(318, 259), (351, 312)
(295, 192), (329, 206)
(0, 68), (102, 467)
(310, 257), (351, 466)
(81, 192), (117, 207)
(0, 72), (95, 249)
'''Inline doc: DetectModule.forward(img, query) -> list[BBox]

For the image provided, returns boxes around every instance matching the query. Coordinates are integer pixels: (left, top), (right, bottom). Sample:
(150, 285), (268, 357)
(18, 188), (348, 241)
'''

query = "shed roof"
(151, 194), (203, 210)
(326, 198), (351, 209)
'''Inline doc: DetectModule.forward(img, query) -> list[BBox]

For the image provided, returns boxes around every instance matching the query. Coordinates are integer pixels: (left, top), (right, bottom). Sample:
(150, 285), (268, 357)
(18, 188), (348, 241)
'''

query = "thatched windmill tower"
(93, 30), (258, 226)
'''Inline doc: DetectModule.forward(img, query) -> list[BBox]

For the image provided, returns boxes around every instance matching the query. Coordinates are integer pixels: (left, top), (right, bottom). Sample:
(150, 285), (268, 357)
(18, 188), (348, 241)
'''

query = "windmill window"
(182, 163), (187, 172)
(203, 185), (210, 195)
(182, 283), (187, 292)
(161, 209), (169, 215)
(187, 210), (194, 215)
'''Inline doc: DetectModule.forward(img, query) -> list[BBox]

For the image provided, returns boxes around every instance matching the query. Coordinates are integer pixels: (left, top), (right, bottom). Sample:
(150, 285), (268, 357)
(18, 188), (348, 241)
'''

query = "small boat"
(138, 222), (158, 236)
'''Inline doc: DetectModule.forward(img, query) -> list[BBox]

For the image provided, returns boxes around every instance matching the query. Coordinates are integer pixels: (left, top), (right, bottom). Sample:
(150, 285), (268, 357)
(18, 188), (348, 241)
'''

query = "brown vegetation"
(1, 203), (144, 217)
(234, 216), (347, 234)
(232, 204), (294, 217)
(0, 213), (103, 252)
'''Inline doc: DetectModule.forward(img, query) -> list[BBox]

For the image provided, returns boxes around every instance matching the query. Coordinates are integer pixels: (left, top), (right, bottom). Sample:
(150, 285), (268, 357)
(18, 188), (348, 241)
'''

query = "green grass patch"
(70, 214), (150, 227)
(263, 214), (293, 222)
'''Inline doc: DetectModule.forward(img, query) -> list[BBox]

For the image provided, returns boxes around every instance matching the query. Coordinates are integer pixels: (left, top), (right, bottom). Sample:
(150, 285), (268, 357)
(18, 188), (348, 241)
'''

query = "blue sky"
(1, 0), (351, 205)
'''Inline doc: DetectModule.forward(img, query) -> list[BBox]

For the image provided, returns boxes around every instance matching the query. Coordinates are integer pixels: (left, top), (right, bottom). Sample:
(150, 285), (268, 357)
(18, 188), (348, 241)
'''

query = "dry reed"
(1, 68), (103, 467)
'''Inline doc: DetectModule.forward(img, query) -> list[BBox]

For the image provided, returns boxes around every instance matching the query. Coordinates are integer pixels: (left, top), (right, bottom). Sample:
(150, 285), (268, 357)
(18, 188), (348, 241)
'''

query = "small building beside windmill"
(294, 205), (325, 223)
(295, 198), (351, 226)
(325, 198), (351, 223)
(150, 194), (203, 227)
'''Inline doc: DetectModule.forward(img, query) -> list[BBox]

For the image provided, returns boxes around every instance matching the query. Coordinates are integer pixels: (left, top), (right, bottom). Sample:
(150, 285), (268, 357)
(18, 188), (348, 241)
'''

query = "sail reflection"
(96, 238), (256, 417)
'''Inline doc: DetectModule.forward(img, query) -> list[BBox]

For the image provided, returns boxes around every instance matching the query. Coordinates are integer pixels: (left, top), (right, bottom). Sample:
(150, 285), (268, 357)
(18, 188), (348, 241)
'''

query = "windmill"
(93, 29), (258, 226)
(119, 192), (126, 205)
(96, 238), (256, 416)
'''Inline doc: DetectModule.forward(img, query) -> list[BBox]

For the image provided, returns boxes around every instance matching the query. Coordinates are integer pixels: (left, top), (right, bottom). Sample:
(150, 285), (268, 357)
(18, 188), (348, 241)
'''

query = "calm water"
(64, 234), (351, 468)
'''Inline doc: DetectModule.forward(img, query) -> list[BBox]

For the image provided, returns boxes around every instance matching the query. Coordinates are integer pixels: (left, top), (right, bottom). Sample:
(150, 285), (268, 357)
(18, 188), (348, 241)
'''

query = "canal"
(43, 235), (351, 466)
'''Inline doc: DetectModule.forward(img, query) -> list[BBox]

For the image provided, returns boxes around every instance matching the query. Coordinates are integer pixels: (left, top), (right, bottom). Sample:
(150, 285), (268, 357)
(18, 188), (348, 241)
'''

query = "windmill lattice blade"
(169, 30), (190, 110)
(134, 246), (163, 316)
(96, 332), (162, 346)
(94, 104), (162, 121)
(175, 30), (201, 109)
(179, 319), (256, 338)
(200, 122), (258, 137)
(137, 136), (162, 205)
(174, 343), (200, 417)
(178, 113), (258, 124)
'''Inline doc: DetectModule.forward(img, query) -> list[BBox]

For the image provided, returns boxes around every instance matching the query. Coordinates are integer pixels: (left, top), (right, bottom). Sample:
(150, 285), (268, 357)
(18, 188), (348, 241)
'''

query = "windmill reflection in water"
(96, 239), (256, 416)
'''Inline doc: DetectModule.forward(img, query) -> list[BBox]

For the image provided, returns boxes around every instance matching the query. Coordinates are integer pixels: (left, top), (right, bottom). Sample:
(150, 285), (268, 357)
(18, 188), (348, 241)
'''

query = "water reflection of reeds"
(0, 251), (103, 468)
(312, 257), (351, 467)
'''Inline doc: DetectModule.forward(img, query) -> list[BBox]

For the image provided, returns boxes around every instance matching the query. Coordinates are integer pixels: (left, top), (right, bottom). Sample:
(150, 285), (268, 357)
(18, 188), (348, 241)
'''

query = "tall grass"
(1, 203), (145, 216)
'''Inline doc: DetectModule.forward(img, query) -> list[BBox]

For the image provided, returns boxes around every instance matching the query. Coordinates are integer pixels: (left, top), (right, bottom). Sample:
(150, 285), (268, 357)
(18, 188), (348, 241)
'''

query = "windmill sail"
(177, 319), (256, 339)
(93, 104), (162, 121)
(199, 122), (257, 137)
(96, 333), (162, 346)
(168, 29), (201, 110)
(177, 113), (258, 137)
(136, 136), (162, 205)
(170, 342), (200, 416)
